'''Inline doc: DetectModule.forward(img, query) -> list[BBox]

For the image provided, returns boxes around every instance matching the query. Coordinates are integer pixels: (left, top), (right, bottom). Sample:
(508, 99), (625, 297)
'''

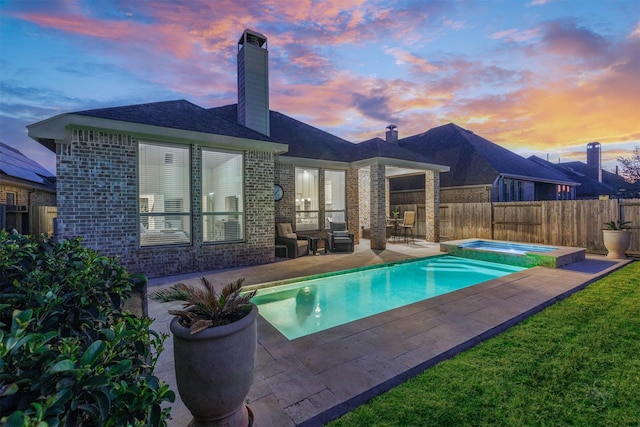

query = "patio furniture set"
(275, 220), (355, 258)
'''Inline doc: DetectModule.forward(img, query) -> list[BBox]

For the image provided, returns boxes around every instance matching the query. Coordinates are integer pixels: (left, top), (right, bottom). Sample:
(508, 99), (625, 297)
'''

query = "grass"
(329, 262), (640, 426)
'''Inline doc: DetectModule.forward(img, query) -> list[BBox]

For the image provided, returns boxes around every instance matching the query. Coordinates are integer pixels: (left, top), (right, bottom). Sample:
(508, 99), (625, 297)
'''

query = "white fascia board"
(276, 156), (350, 169)
(350, 156), (450, 173)
(28, 114), (288, 154)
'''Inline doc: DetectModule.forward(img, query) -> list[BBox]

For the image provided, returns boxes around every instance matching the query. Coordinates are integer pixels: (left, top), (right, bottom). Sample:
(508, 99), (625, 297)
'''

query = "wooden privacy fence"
(436, 199), (639, 255)
(29, 206), (57, 237)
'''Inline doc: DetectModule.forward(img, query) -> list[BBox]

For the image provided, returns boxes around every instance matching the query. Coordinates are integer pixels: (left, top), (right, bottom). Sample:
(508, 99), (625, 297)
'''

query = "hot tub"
(440, 239), (585, 268)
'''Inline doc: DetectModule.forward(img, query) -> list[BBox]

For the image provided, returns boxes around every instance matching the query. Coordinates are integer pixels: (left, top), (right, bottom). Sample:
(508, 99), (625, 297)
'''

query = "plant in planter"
(151, 277), (258, 427)
(391, 206), (400, 219)
(602, 220), (632, 259)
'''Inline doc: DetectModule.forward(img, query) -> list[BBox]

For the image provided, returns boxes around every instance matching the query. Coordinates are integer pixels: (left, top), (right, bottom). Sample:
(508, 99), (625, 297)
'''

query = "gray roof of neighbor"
(399, 123), (576, 187)
(0, 142), (56, 190)
(73, 100), (275, 142)
(529, 156), (633, 197)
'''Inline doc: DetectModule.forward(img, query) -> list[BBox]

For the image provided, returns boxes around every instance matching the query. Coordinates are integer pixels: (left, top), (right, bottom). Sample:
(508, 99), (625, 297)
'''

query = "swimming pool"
(252, 256), (524, 340)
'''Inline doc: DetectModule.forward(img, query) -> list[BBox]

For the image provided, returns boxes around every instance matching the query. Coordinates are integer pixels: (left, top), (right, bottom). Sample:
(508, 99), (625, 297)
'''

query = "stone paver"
(148, 241), (630, 426)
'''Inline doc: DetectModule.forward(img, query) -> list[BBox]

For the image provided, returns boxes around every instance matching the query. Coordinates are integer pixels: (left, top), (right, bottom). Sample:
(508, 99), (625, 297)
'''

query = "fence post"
(490, 202), (494, 240)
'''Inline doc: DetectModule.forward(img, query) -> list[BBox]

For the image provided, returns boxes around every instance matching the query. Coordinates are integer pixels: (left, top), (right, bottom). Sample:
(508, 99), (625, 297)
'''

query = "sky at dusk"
(1, 0), (639, 175)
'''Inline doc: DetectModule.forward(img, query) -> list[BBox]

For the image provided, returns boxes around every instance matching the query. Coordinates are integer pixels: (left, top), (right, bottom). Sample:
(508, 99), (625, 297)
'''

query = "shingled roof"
(353, 137), (441, 164)
(399, 123), (575, 187)
(0, 142), (56, 191)
(73, 100), (274, 142)
(529, 155), (631, 198)
(210, 104), (355, 161)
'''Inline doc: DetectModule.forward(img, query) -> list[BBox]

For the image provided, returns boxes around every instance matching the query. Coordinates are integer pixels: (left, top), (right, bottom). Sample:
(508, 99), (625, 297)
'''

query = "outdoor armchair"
(275, 223), (310, 258)
(327, 221), (354, 253)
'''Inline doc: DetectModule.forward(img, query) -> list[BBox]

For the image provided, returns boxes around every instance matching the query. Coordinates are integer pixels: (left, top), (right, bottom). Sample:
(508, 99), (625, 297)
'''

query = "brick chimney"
(385, 124), (398, 144)
(586, 142), (602, 182)
(237, 29), (269, 136)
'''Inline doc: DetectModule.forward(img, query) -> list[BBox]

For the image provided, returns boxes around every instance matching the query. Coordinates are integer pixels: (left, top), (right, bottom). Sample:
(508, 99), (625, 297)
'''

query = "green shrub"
(0, 230), (174, 426)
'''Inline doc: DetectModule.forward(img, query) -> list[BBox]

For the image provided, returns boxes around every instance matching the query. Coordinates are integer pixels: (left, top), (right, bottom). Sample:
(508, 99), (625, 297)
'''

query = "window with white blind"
(138, 142), (191, 246)
(202, 149), (244, 242)
(324, 170), (346, 226)
(295, 167), (319, 230)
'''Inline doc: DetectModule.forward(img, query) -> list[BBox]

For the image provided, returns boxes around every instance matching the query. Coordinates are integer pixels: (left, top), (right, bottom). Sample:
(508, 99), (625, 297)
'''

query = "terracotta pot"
(603, 230), (631, 259)
(170, 304), (258, 427)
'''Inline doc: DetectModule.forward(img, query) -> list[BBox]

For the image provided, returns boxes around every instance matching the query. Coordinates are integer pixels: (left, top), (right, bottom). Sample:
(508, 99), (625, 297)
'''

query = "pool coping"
(149, 245), (632, 426)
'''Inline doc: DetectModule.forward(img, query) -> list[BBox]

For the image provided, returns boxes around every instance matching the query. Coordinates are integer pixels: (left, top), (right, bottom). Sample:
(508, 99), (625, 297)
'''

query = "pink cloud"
(491, 28), (540, 42)
(385, 48), (440, 73)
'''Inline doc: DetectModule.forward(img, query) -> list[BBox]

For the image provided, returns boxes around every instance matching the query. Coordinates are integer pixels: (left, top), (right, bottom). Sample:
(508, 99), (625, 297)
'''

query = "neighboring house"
(27, 29), (448, 278)
(0, 142), (56, 235)
(388, 123), (579, 204)
(529, 142), (635, 200)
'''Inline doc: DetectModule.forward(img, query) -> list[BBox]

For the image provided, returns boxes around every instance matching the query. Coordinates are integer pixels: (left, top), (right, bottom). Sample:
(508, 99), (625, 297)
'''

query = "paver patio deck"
(148, 240), (631, 426)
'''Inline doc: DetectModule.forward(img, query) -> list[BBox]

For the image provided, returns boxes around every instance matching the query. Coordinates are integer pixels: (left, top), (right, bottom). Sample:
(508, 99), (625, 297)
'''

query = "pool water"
(459, 240), (557, 255)
(252, 256), (525, 340)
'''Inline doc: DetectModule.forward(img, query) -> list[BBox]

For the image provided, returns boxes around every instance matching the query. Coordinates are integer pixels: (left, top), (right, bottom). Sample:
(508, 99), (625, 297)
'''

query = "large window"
(295, 167), (319, 231)
(500, 178), (524, 202)
(202, 149), (244, 242)
(138, 142), (191, 246)
(324, 170), (345, 226)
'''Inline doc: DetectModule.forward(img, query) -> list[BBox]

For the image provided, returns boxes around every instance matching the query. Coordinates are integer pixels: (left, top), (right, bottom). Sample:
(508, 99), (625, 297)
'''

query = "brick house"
(528, 142), (636, 199)
(0, 142), (56, 235)
(387, 123), (579, 204)
(28, 29), (448, 278)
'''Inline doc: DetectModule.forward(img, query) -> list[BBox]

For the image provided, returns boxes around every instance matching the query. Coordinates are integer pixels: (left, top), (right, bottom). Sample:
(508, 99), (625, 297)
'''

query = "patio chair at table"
(399, 211), (415, 243)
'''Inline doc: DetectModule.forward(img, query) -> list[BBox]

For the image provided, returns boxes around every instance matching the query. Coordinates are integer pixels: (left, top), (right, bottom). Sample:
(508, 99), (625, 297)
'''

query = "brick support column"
(346, 168), (360, 244)
(425, 170), (440, 242)
(369, 164), (387, 250)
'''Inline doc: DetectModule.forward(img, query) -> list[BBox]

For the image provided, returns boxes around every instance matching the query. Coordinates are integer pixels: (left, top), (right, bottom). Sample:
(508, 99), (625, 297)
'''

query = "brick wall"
(358, 168), (370, 233)
(393, 186), (491, 205)
(274, 161), (295, 224)
(346, 168), (360, 244)
(57, 128), (276, 278)
(0, 184), (55, 206)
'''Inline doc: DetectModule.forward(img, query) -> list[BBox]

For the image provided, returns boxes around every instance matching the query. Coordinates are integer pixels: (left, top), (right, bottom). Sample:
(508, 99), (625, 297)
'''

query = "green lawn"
(329, 262), (640, 427)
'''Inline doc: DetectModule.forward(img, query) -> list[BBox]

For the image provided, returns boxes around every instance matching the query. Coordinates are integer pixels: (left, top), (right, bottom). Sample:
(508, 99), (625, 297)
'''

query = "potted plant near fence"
(602, 220), (632, 259)
(151, 277), (257, 427)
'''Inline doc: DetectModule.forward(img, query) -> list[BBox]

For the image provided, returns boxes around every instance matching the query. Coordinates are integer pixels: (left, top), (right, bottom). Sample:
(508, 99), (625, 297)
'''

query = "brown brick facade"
(56, 128), (275, 278)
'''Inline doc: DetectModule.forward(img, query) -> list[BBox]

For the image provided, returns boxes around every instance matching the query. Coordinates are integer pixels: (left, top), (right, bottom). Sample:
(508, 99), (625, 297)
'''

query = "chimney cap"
(386, 124), (397, 131)
(239, 29), (267, 48)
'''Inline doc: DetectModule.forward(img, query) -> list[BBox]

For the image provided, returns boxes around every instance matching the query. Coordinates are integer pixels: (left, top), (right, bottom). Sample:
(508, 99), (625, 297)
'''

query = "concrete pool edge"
(440, 238), (586, 268)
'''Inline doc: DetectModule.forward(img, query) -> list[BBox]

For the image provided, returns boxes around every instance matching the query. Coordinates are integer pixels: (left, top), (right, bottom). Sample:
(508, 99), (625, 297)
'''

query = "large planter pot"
(170, 304), (258, 427)
(603, 230), (631, 259)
